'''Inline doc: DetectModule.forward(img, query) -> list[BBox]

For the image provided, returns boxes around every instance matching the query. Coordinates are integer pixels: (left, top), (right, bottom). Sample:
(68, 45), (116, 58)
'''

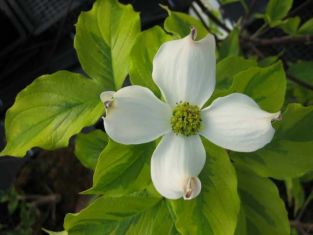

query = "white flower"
(100, 29), (280, 200)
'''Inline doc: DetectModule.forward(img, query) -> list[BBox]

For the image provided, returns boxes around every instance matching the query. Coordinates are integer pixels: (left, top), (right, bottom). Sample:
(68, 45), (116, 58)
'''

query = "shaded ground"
(0, 147), (92, 235)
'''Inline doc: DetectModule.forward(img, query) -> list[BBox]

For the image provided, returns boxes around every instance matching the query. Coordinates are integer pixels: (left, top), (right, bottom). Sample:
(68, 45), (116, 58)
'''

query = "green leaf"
(169, 140), (240, 235)
(129, 26), (172, 96)
(291, 227), (299, 235)
(42, 229), (68, 235)
(1, 71), (103, 157)
(287, 82), (313, 106)
(278, 17), (301, 35)
(220, 62), (286, 112)
(298, 18), (313, 35)
(75, 0), (140, 89)
(265, 0), (293, 23)
(232, 103), (313, 179)
(288, 61), (313, 84)
(218, 28), (240, 60)
(64, 195), (175, 235)
(258, 56), (279, 67)
(230, 62), (286, 112)
(163, 8), (208, 39)
(300, 170), (313, 182)
(219, 0), (239, 4)
(216, 56), (257, 90)
(86, 140), (155, 196)
(74, 130), (108, 169)
(234, 167), (290, 235)
(285, 178), (304, 216)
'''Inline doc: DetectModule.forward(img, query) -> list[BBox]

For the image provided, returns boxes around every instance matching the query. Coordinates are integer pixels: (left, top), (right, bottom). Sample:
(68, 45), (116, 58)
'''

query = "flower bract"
(100, 28), (280, 200)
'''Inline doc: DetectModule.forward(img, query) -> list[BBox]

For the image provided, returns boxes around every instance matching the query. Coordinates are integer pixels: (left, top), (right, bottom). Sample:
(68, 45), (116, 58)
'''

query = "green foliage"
(229, 62), (286, 112)
(287, 60), (313, 104)
(43, 229), (68, 235)
(298, 18), (313, 35)
(0, 188), (36, 235)
(0, 187), (19, 215)
(211, 62), (286, 113)
(232, 104), (313, 179)
(0, 71), (104, 157)
(272, 17), (313, 36)
(216, 56), (257, 89)
(288, 61), (313, 84)
(163, 8), (208, 39)
(285, 178), (305, 216)
(170, 140), (240, 235)
(219, 0), (239, 4)
(74, 130), (108, 169)
(234, 167), (290, 235)
(129, 26), (172, 96)
(65, 140), (240, 235)
(64, 194), (175, 235)
(258, 56), (279, 67)
(85, 140), (155, 196)
(265, 0), (293, 25)
(75, 0), (140, 89)
(2, 0), (313, 234)
(218, 28), (240, 60)
(278, 17), (301, 35)
(262, 0), (313, 36)
(266, 14), (313, 36)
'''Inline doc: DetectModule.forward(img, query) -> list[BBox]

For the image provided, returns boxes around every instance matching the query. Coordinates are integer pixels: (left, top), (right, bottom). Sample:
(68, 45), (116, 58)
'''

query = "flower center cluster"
(171, 102), (201, 136)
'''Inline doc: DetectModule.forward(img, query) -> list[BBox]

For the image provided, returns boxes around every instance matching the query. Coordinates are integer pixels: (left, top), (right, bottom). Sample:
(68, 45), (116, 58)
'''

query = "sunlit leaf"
(42, 229), (68, 235)
(163, 8), (208, 39)
(211, 62), (286, 112)
(75, 0), (140, 89)
(85, 140), (155, 196)
(0, 71), (103, 157)
(129, 26), (172, 96)
(64, 194), (175, 235)
(216, 56), (257, 89)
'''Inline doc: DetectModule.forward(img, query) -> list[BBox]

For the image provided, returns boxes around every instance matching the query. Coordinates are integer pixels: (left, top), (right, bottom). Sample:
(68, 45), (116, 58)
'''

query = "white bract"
(100, 29), (280, 200)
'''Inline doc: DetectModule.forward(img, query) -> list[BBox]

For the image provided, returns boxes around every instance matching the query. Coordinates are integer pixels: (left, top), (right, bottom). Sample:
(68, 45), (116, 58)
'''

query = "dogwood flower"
(100, 28), (279, 200)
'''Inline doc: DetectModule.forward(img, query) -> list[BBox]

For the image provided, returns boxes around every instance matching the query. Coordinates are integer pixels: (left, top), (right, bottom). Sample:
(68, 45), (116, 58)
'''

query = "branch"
(241, 35), (313, 46)
(240, 0), (257, 30)
(251, 45), (265, 58)
(27, 194), (61, 207)
(242, 39), (313, 91)
(193, 0), (231, 33)
(290, 220), (313, 233)
(190, 4), (211, 33)
(287, 0), (313, 18)
(190, 3), (220, 44)
(288, 74), (313, 91)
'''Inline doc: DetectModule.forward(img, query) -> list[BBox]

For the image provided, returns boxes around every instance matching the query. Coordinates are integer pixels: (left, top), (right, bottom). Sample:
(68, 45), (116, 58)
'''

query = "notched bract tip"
(190, 27), (197, 41)
(272, 111), (282, 122)
(183, 176), (201, 200)
(104, 100), (113, 109)
(100, 91), (115, 110)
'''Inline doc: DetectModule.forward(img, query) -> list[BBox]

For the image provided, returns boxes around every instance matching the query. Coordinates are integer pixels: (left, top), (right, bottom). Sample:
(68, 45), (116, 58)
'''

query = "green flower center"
(171, 102), (201, 136)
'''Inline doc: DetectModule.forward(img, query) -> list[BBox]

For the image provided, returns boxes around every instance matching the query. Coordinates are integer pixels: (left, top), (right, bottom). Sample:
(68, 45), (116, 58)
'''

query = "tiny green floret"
(171, 102), (201, 136)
